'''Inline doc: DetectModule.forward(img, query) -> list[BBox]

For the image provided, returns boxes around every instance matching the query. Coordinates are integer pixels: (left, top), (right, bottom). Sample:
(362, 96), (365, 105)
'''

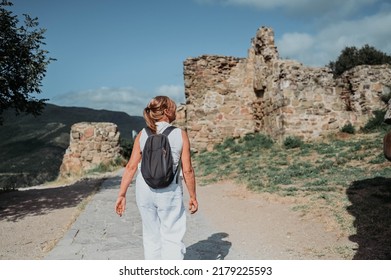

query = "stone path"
(46, 169), (242, 260)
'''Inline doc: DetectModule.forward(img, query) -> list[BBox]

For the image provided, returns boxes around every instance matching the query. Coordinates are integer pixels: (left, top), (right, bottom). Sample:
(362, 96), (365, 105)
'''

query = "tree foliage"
(0, 0), (54, 124)
(328, 44), (391, 77)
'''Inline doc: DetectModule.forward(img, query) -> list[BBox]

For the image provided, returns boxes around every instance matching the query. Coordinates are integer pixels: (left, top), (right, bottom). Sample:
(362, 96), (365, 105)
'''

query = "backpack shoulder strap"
(161, 125), (181, 184)
(162, 125), (176, 137)
(144, 127), (153, 137)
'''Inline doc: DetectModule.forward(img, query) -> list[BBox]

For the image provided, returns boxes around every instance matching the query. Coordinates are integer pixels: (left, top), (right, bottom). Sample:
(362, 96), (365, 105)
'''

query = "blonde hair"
(143, 96), (177, 134)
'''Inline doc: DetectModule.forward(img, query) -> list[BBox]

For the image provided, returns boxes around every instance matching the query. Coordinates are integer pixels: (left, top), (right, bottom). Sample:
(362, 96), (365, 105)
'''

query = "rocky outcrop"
(59, 122), (121, 177)
(183, 26), (391, 151)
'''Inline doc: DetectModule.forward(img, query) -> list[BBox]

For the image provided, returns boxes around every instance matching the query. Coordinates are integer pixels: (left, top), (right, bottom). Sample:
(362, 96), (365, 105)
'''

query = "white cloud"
(52, 87), (154, 116)
(277, 33), (314, 59)
(277, 10), (391, 66)
(155, 85), (185, 104)
(52, 85), (186, 115)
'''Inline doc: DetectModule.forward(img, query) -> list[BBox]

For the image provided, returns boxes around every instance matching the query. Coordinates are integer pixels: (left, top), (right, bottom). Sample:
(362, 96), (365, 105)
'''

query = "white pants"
(135, 173), (186, 260)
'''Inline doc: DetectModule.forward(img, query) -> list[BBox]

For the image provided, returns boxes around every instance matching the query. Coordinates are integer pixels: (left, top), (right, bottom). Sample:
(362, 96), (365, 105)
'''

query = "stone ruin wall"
(59, 122), (121, 177)
(183, 55), (256, 151)
(182, 26), (391, 151)
(257, 60), (391, 141)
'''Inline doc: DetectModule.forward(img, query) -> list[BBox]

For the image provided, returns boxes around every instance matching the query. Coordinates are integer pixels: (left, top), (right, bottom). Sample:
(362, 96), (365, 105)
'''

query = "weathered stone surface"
(60, 122), (121, 177)
(182, 26), (391, 151)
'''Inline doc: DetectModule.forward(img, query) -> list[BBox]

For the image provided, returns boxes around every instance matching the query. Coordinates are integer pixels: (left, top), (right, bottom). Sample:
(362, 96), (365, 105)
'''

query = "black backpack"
(141, 126), (179, 189)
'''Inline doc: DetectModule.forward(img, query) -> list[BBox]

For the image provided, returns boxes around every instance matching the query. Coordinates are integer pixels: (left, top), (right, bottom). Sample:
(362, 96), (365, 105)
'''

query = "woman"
(115, 96), (198, 260)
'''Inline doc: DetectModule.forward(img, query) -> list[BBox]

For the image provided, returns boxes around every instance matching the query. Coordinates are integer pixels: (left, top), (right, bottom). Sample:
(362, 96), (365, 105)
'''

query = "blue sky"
(9, 0), (391, 116)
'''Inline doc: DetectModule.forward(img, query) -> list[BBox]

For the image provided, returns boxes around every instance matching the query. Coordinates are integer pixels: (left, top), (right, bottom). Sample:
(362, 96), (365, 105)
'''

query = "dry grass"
(194, 130), (391, 259)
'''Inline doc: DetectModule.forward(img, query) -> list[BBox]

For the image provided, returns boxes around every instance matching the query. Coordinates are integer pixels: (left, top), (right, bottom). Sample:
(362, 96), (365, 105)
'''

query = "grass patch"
(194, 130), (391, 259)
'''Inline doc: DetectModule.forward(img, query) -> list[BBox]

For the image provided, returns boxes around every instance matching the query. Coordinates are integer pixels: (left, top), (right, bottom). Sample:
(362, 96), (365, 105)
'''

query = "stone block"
(84, 127), (95, 139)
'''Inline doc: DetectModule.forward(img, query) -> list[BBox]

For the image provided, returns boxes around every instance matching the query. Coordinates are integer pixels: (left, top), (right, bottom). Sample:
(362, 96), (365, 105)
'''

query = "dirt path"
(197, 181), (356, 259)
(0, 177), (104, 259)
(0, 174), (357, 260)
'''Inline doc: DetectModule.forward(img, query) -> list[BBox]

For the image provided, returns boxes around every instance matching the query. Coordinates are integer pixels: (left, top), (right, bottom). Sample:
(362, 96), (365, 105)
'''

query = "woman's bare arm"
(181, 130), (198, 214)
(115, 132), (142, 216)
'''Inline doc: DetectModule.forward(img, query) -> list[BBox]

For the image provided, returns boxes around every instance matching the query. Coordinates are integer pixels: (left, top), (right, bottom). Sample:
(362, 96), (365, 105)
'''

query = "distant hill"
(0, 104), (145, 189)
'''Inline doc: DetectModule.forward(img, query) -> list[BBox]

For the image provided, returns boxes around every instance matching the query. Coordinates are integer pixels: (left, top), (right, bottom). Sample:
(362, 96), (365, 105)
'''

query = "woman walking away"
(115, 96), (198, 260)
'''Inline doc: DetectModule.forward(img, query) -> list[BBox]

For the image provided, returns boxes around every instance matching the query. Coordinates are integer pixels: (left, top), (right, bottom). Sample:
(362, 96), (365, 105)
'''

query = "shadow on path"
(0, 177), (109, 222)
(347, 176), (391, 259)
(184, 232), (232, 260)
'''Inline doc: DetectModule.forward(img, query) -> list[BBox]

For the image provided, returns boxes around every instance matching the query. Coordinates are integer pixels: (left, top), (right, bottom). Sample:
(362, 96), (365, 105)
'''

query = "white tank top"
(139, 122), (183, 170)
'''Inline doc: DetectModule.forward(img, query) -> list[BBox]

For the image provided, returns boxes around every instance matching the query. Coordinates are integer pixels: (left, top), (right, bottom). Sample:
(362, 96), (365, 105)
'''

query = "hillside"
(0, 104), (145, 189)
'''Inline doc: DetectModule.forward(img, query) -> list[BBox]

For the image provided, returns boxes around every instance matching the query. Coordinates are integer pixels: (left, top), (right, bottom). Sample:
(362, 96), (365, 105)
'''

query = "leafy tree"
(328, 44), (391, 77)
(0, 0), (54, 124)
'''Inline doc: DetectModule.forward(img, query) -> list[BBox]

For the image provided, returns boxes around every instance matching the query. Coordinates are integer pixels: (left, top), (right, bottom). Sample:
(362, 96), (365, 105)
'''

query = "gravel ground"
(0, 171), (356, 260)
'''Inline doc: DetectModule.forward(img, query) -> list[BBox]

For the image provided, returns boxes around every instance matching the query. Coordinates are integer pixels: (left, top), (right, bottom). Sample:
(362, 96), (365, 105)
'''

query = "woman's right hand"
(188, 197), (198, 214)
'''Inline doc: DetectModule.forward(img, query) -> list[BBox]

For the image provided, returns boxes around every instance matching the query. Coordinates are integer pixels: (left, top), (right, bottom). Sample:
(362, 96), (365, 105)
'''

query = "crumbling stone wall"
(255, 61), (391, 141)
(60, 122), (121, 177)
(183, 26), (391, 151)
(183, 55), (256, 151)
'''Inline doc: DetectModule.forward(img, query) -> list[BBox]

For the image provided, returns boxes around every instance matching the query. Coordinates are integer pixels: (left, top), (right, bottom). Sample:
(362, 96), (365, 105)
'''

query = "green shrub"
(284, 136), (303, 149)
(240, 133), (274, 150)
(362, 110), (388, 133)
(215, 137), (236, 151)
(328, 44), (391, 77)
(341, 123), (355, 134)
